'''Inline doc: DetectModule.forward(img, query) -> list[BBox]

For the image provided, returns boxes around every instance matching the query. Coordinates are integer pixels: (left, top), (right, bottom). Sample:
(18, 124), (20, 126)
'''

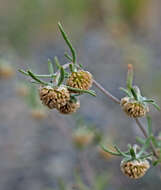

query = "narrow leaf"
(120, 87), (132, 97)
(127, 64), (133, 89)
(147, 116), (152, 136)
(47, 59), (54, 75)
(57, 67), (65, 86)
(67, 86), (96, 96)
(136, 137), (145, 145)
(58, 22), (76, 63)
(150, 102), (160, 111)
(140, 153), (153, 160)
(130, 148), (136, 159)
(153, 160), (159, 166)
(18, 69), (29, 76)
(137, 136), (152, 157)
(130, 87), (138, 100)
(100, 145), (121, 156)
(69, 63), (74, 73)
(54, 56), (61, 70)
(27, 70), (48, 85)
(114, 145), (129, 157)
(64, 53), (73, 62)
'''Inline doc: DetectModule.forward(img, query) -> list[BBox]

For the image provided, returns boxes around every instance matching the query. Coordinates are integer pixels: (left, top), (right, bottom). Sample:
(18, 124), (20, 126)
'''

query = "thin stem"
(92, 79), (120, 104)
(135, 118), (159, 159)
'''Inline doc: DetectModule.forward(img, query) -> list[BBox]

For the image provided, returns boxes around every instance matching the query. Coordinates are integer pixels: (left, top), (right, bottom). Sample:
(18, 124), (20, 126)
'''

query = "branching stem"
(60, 63), (159, 159)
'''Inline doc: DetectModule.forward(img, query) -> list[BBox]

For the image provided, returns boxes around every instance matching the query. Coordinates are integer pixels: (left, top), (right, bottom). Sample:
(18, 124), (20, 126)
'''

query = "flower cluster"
(19, 23), (95, 115)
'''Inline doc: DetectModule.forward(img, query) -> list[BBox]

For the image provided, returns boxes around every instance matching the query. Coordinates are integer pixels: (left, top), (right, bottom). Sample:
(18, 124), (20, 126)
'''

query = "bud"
(120, 97), (149, 118)
(72, 127), (94, 148)
(120, 159), (150, 179)
(58, 99), (80, 114)
(30, 109), (47, 120)
(66, 70), (93, 92)
(16, 85), (29, 97)
(0, 64), (15, 79)
(39, 85), (70, 109)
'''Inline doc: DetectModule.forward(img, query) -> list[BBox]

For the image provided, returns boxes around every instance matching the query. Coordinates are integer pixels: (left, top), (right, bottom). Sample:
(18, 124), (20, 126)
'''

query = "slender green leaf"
(69, 63), (74, 73)
(130, 148), (136, 159)
(58, 22), (76, 63)
(57, 67), (65, 86)
(27, 70), (48, 85)
(127, 64), (133, 89)
(47, 59), (54, 75)
(120, 87), (132, 97)
(64, 53), (73, 62)
(150, 102), (160, 111)
(18, 69), (29, 76)
(153, 160), (160, 166)
(151, 136), (158, 147)
(130, 87), (138, 100)
(143, 99), (154, 103)
(67, 86), (96, 96)
(147, 116), (152, 136)
(114, 145), (129, 157)
(100, 144), (121, 156)
(136, 137), (145, 145)
(140, 153), (153, 160)
(137, 136), (152, 157)
(54, 56), (61, 70)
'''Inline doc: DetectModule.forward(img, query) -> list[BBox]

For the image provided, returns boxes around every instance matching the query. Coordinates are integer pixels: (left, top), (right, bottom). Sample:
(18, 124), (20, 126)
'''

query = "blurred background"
(0, 0), (161, 189)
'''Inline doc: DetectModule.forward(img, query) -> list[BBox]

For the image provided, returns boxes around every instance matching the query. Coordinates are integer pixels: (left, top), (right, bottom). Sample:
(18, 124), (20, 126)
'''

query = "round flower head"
(58, 99), (80, 114)
(120, 159), (150, 179)
(66, 70), (93, 92)
(39, 85), (70, 109)
(120, 97), (149, 118)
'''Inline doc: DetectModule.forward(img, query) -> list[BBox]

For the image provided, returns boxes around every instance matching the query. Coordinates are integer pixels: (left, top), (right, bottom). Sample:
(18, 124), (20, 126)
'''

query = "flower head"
(66, 70), (93, 92)
(120, 159), (150, 179)
(120, 97), (149, 118)
(39, 85), (70, 109)
(58, 99), (80, 114)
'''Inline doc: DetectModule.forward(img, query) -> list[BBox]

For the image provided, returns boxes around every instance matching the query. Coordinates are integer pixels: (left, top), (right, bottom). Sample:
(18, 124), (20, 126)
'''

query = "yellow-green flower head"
(58, 99), (80, 114)
(39, 85), (70, 109)
(120, 97), (149, 118)
(66, 70), (93, 92)
(120, 159), (150, 179)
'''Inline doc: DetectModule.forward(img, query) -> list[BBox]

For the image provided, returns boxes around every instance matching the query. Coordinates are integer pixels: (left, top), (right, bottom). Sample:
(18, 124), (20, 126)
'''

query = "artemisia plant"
(19, 22), (161, 179)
